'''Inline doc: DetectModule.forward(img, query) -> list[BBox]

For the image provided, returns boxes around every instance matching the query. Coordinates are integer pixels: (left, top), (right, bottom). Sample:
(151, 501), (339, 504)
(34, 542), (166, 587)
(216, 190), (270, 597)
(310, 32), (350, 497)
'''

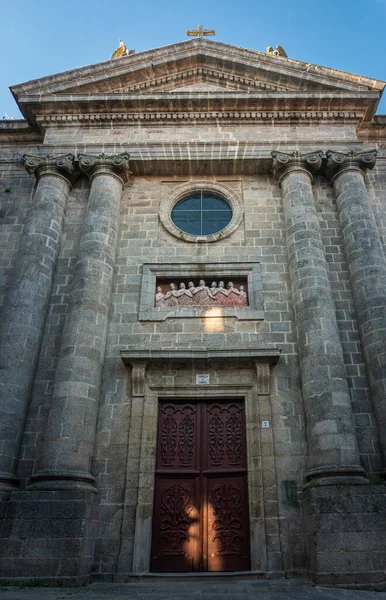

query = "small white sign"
(261, 420), (270, 429)
(196, 374), (210, 385)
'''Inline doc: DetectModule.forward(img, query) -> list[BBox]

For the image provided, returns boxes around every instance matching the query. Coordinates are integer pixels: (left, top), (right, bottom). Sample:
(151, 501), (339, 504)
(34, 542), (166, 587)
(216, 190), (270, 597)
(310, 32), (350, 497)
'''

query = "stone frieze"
(155, 280), (248, 308)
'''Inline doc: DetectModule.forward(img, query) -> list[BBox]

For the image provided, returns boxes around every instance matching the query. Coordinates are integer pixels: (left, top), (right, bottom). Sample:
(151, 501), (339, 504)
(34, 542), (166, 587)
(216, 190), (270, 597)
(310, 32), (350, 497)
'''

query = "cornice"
(35, 109), (364, 128)
(20, 91), (379, 104)
(17, 90), (379, 127)
(120, 347), (281, 365)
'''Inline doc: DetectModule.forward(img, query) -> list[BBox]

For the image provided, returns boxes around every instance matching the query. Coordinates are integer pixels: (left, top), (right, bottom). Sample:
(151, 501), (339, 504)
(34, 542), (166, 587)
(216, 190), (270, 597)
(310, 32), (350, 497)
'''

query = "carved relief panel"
(206, 403), (246, 469)
(139, 263), (264, 321)
(155, 278), (248, 308)
(158, 403), (198, 469)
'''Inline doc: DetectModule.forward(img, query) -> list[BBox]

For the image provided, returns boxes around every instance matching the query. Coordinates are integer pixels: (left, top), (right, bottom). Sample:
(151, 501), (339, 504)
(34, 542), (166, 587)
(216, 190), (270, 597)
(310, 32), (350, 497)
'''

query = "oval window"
(171, 191), (233, 236)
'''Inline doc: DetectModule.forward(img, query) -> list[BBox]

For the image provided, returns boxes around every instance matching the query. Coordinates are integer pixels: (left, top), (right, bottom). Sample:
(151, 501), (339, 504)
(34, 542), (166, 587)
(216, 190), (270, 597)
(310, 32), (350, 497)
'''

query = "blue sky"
(1, 0), (386, 118)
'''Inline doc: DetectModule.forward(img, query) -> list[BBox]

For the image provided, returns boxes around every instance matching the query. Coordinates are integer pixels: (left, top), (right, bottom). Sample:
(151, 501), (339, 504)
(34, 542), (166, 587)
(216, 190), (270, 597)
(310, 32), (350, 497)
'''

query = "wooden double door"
(151, 400), (250, 572)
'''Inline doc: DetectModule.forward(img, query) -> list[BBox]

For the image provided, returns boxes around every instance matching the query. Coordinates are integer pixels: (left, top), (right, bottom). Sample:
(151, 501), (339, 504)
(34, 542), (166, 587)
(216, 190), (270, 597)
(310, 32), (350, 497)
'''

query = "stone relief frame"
(139, 262), (264, 321)
(118, 350), (281, 575)
(159, 180), (243, 243)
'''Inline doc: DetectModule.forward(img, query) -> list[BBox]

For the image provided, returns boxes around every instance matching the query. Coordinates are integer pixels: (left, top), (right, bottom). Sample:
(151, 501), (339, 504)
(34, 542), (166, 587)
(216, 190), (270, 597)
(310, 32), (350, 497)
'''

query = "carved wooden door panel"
(151, 403), (200, 572)
(204, 402), (250, 571)
(151, 400), (250, 572)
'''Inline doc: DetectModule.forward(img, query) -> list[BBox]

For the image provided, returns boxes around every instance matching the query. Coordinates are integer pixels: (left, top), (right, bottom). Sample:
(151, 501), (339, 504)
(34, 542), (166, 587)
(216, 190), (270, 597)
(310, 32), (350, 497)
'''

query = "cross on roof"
(186, 24), (215, 39)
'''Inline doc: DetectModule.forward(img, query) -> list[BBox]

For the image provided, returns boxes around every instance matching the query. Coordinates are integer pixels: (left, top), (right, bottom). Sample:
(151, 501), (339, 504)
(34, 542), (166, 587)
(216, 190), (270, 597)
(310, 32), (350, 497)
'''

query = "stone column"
(272, 150), (366, 485)
(326, 150), (386, 471)
(31, 153), (130, 491)
(0, 154), (75, 492)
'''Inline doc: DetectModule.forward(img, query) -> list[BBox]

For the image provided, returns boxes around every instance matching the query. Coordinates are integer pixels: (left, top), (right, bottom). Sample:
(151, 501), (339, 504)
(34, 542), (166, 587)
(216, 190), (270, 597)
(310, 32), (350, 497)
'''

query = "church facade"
(0, 39), (386, 587)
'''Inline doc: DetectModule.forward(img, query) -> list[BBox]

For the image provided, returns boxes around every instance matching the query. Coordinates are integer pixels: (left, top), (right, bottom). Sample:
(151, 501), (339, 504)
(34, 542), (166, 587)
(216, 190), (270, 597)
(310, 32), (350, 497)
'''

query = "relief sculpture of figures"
(154, 280), (248, 308)
(163, 283), (179, 307)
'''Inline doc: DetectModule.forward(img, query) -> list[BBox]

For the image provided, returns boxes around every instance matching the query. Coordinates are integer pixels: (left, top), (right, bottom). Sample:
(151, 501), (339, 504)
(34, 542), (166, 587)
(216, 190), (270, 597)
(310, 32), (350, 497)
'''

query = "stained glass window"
(171, 191), (233, 236)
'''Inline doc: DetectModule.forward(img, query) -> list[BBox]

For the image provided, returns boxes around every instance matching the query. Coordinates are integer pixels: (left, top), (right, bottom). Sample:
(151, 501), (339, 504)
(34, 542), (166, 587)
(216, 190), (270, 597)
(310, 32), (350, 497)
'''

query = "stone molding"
(23, 153), (76, 183)
(159, 180), (243, 244)
(30, 469), (97, 492)
(36, 110), (363, 127)
(272, 150), (323, 184)
(325, 149), (377, 182)
(304, 465), (367, 487)
(78, 152), (131, 185)
(120, 348), (281, 365)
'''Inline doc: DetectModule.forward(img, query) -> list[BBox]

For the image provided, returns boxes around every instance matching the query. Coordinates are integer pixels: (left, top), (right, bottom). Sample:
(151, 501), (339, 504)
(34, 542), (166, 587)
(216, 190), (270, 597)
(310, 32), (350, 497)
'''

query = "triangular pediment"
(111, 67), (290, 94)
(10, 39), (385, 124)
(13, 39), (384, 97)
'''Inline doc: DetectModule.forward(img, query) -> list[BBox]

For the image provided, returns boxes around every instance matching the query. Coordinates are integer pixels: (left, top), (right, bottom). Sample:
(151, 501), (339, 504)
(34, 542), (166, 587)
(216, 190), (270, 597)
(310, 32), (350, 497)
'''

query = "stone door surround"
(119, 348), (280, 575)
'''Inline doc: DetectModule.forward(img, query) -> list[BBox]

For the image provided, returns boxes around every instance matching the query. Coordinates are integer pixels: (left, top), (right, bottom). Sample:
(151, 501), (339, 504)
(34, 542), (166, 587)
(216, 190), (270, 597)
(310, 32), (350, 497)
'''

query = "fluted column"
(326, 150), (386, 471)
(31, 153), (130, 491)
(272, 150), (366, 486)
(0, 154), (75, 491)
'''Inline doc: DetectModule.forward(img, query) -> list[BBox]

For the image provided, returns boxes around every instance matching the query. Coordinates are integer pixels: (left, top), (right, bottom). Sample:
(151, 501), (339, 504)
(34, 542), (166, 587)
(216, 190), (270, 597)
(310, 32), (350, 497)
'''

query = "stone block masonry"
(304, 484), (386, 587)
(0, 490), (97, 585)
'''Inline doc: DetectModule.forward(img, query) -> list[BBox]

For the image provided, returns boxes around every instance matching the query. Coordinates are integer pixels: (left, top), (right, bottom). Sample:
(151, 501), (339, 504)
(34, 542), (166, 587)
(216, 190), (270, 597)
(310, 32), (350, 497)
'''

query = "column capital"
(78, 152), (131, 186)
(272, 150), (323, 185)
(326, 149), (377, 183)
(23, 153), (76, 184)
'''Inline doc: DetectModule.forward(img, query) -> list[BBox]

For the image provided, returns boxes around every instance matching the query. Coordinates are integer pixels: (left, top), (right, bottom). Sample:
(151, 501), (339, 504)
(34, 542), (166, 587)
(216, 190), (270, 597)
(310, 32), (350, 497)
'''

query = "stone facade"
(0, 39), (385, 587)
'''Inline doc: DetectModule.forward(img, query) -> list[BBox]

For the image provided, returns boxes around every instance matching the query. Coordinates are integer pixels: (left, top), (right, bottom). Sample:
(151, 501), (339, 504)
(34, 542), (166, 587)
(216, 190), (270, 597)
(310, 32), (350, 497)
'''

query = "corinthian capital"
(326, 150), (377, 182)
(78, 152), (131, 184)
(272, 150), (323, 184)
(23, 153), (76, 180)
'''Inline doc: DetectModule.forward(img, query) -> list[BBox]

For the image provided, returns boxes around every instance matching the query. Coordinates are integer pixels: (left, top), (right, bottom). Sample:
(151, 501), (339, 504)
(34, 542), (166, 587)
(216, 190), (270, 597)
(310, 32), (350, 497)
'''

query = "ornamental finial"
(111, 39), (135, 59)
(186, 24), (215, 39)
(266, 45), (288, 58)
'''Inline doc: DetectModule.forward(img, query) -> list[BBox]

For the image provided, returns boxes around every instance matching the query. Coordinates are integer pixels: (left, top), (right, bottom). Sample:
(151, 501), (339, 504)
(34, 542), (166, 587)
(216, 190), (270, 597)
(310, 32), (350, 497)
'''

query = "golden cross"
(186, 24), (215, 39)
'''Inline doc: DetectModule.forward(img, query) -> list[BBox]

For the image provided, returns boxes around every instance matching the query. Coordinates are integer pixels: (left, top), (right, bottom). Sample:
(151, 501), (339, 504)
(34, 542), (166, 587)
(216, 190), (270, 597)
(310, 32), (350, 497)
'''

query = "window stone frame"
(159, 180), (243, 243)
(139, 262), (264, 321)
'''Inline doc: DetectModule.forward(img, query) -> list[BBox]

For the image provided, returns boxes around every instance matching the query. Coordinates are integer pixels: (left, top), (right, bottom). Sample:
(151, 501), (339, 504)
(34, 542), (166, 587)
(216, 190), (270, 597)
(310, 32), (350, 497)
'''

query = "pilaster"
(117, 359), (148, 576)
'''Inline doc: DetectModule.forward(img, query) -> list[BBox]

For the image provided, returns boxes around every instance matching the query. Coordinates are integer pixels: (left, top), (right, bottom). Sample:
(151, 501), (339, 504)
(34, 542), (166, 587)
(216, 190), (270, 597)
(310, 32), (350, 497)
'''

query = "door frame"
(123, 360), (276, 575)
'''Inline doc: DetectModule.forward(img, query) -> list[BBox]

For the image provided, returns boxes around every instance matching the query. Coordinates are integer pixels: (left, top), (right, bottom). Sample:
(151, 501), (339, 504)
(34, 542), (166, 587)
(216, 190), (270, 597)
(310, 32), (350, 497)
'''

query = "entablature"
(17, 90), (379, 128)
